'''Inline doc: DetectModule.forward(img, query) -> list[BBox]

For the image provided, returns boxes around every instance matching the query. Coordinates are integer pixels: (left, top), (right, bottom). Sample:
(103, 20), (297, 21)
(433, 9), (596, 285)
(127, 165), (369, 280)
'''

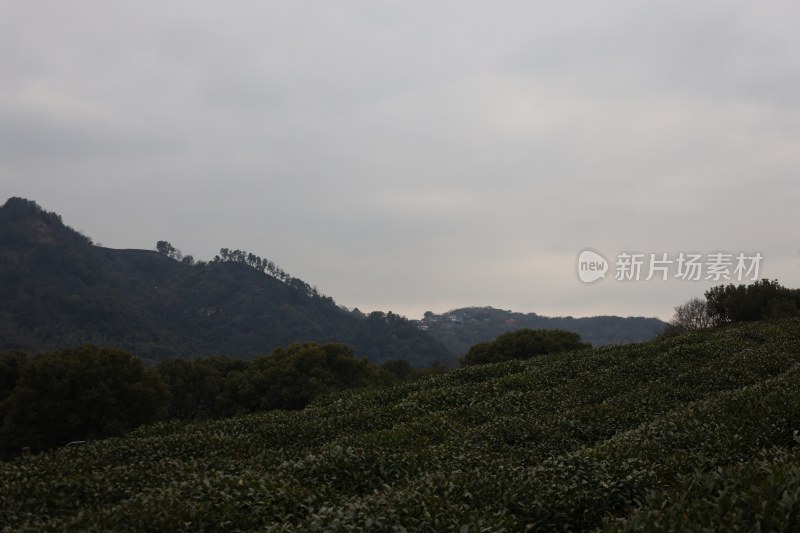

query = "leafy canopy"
(0, 346), (167, 453)
(459, 328), (590, 367)
(705, 279), (800, 325)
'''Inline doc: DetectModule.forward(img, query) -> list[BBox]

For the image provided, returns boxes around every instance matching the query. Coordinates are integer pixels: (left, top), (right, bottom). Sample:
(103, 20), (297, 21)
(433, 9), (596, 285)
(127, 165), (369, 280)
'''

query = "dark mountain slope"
(0, 198), (452, 365)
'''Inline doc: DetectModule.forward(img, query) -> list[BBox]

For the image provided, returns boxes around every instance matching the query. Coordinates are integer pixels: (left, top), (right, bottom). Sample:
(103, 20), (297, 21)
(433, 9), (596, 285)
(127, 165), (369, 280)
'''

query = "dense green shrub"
(1, 342), (395, 457)
(459, 327), (590, 366)
(0, 346), (167, 455)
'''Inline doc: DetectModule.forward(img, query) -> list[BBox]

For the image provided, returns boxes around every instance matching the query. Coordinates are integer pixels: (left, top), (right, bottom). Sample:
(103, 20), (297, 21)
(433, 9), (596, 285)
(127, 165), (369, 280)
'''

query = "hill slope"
(420, 306), (667, 356)
(0, 198), (451, 366)
(2, 319), (799, 531)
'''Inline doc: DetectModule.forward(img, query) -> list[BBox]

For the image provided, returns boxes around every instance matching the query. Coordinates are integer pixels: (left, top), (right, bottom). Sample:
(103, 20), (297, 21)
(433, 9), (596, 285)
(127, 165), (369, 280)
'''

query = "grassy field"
(2, 319), (800, 531)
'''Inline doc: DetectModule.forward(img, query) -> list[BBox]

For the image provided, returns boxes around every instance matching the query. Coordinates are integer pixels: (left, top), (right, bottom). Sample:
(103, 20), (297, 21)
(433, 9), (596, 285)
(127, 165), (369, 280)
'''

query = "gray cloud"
(2, 0), (799, 320)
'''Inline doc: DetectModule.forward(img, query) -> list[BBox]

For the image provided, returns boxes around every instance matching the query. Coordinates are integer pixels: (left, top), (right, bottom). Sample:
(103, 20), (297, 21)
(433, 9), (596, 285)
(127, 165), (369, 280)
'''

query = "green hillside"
(2, 319), (800, 531)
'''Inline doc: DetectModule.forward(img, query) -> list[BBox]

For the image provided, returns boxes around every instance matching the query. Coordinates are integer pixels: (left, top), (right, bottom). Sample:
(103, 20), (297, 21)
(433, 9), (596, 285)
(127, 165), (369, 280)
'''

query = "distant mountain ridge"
(0, 197), (666, 365)
(0, 197), (452, 366)
(418, 306), (666, 357)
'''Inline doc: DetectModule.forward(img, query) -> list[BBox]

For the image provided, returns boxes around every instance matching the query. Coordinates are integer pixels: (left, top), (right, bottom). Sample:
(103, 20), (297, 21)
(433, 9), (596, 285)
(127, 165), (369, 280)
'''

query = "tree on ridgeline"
(211, 246), (329, 300)
(156, 240), (184, 261)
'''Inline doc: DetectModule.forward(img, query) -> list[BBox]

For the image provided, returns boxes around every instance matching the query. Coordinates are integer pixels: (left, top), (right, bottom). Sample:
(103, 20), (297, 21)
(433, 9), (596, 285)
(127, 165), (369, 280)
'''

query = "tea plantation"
(2, 319), (800, 531)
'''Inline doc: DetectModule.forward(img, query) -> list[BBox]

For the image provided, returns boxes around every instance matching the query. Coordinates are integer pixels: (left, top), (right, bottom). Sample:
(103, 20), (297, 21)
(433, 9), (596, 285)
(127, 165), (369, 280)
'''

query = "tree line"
(0, 343), (444, 458)
(0, 326), (589, 457)
(213, 247), (330, 301)
(666, 279), (800, 334)
(157, 241), (330, 302)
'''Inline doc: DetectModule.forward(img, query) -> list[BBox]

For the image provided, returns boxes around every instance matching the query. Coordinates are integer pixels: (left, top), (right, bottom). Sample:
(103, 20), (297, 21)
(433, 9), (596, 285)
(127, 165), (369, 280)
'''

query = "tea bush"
(2, 319), (800, 531)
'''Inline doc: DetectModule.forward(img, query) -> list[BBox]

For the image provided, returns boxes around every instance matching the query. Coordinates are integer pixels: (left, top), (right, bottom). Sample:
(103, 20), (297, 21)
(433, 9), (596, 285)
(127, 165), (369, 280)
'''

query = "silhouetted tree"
(668, 297), (714, 333)
(156, 241), (183, 261)
(156, 240), (175, 257)
(705, 279), (800, 325)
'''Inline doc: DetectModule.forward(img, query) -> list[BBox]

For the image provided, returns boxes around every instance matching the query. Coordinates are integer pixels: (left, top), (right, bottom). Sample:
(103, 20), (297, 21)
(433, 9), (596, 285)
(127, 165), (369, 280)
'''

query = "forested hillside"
(0, 198), (451, 366)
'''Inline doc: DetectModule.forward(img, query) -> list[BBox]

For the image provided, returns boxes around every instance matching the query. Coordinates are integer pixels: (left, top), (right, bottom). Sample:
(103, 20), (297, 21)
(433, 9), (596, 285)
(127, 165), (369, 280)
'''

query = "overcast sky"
(2, 1), (799, 320)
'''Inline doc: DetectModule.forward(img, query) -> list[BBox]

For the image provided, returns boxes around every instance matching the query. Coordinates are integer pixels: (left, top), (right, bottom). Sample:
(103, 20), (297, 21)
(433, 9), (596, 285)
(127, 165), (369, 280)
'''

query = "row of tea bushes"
(2, 319), (799, 531)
